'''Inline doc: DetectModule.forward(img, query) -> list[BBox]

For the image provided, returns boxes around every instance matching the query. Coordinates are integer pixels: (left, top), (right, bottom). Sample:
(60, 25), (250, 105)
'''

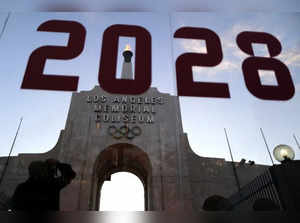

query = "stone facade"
(0, 86), (269, 211)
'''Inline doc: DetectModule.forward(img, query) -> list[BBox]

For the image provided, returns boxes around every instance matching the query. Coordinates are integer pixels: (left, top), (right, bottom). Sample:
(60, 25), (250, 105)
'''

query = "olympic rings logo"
(108, 125), (142, 139)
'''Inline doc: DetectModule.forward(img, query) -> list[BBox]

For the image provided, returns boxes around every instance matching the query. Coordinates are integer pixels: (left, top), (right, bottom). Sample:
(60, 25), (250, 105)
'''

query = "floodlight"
(273, 144), (295, 163)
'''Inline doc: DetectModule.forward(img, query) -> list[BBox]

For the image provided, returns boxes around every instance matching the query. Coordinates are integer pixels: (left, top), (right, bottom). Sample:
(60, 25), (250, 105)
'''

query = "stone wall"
(0, 86), (269, 211)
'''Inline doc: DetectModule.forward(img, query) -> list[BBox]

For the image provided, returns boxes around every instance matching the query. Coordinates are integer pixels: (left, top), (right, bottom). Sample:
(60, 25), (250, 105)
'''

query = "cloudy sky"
(0, 2), (300, 210)
(0, 0), (300, 12)
(172, 12), (300, 165)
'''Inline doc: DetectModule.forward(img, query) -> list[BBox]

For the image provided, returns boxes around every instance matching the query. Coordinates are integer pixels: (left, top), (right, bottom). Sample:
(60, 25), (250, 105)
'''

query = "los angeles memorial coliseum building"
(0, 48), (271, 211)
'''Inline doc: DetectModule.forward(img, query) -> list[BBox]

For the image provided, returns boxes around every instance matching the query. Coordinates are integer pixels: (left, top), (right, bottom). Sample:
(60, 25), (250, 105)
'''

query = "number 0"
(99, 24), (152, 94)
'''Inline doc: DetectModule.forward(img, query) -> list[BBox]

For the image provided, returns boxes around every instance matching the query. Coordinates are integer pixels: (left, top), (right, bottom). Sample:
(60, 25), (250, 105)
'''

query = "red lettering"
(99, 24), (151, 94)
(174, 27), (230, 98)
(236, 31), (294, 100)
(21, 20), (86, 91)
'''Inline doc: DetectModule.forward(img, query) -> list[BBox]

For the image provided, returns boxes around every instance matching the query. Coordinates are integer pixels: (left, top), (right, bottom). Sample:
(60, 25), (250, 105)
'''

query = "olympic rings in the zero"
(120, 125), (129, 135)
(107, 125), (142, 139)
(131, 126), (142, 136)
(108, 126), (122, 139)
(108, 126), (117, 135)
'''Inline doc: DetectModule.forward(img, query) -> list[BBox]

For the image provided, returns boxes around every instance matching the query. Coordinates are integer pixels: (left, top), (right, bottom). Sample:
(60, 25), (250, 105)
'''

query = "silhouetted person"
(11, 159), (76, 211)
(203, 195), (232, 211)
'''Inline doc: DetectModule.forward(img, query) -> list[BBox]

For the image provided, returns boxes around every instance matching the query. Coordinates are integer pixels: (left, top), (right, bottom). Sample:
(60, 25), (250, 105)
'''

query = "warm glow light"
(273, 144), (295, 162)
(280, 149), (288, 157)
(124, 44), (131, 51)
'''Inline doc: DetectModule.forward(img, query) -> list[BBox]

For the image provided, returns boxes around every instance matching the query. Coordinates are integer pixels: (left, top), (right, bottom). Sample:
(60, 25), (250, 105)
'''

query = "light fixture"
(273, 144), (295, 163)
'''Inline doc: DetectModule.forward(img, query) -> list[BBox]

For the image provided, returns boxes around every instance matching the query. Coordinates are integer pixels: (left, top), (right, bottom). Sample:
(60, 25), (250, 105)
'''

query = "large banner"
(0, 12), (300, 165)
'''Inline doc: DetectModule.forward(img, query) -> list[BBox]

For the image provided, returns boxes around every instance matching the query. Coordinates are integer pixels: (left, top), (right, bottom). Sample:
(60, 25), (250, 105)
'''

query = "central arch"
(89, 143), (152, 210)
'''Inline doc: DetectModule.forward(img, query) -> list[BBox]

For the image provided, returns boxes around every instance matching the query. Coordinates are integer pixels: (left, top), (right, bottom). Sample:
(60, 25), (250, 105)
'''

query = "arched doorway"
(99, 171), (144, 211)
(90, 143), (152, 210)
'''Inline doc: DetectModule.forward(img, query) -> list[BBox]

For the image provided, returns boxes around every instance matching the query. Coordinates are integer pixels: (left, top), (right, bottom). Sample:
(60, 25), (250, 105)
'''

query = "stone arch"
(89, 143), (152, 210)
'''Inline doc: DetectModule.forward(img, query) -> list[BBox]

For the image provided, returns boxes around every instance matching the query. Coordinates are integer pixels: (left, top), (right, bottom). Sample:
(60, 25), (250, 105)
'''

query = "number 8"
(236, 31), (295, 100)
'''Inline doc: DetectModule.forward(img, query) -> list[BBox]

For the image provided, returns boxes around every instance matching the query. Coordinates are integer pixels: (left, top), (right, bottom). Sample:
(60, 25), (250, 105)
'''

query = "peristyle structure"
(0, 47), (270, 211)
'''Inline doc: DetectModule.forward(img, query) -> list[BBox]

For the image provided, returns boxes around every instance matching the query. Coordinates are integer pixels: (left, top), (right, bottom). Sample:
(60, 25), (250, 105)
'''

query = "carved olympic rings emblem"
(108, 125), (142, 139)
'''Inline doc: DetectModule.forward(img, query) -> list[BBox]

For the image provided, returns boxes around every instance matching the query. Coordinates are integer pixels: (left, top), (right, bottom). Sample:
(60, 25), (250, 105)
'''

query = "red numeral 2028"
(21, 20), (295, 101)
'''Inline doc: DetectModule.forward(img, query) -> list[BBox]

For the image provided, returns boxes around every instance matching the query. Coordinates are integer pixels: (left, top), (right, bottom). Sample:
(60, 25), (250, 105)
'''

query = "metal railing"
(228, 169), (283, 210)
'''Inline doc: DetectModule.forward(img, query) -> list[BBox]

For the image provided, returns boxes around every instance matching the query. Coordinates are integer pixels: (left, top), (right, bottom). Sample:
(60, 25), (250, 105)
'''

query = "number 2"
(174, 27), (230, 98)
(21, 20), (86, 91)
